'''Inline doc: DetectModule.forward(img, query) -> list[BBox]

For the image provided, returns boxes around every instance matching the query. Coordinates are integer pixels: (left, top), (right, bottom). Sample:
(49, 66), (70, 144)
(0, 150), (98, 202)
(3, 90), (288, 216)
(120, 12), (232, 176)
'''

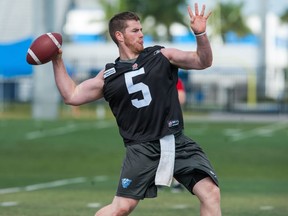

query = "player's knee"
(113, 199), (138, 216)
(112, 205), (135, 216)
(114, 208), (130, 216)
(203, 185), (221, 206)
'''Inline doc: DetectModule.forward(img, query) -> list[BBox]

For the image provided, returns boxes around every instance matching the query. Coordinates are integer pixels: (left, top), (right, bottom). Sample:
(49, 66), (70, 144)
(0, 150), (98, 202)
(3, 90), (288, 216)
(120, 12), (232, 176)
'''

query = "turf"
(0, 116), (288, 215)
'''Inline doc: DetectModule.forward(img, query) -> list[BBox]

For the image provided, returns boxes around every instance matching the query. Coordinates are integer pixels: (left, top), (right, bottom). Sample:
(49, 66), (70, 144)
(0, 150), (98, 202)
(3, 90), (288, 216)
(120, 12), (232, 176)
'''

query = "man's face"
(122, 20), (144, 53)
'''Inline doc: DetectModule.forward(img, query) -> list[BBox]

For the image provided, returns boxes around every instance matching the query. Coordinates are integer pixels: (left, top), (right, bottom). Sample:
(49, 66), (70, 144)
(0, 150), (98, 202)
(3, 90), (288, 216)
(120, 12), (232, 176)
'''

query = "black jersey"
(103, 45), (183, 145)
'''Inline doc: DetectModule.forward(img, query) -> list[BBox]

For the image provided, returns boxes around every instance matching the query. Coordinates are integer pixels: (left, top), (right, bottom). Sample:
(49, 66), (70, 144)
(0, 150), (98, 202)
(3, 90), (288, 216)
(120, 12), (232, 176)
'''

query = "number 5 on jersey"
(124, 68), (152, 108)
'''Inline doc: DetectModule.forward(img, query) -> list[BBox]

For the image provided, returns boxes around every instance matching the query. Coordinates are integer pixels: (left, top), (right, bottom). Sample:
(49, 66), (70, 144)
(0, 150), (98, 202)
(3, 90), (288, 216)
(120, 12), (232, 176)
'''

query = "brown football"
(26, 32), (62, 65)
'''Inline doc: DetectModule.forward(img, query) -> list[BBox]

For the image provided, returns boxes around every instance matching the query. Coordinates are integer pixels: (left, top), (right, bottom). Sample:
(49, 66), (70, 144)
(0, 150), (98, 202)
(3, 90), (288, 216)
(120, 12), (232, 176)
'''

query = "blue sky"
(190, 0), (288, 16)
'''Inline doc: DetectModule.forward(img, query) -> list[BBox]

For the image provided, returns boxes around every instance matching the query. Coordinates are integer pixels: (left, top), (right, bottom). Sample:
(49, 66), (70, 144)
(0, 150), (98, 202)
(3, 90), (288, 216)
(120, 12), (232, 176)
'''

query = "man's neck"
(119, 58), (137, 63)
(118, 46), (141, 62)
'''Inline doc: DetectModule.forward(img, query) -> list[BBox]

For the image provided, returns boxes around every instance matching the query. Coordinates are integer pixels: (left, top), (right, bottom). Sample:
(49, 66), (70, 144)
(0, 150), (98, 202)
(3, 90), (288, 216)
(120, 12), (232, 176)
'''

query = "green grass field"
(0, 114), (288, 216)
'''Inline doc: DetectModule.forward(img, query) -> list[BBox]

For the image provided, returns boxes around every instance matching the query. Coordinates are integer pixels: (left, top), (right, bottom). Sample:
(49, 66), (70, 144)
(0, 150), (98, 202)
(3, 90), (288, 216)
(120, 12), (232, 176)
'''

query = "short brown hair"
(109, 11), (140, 45)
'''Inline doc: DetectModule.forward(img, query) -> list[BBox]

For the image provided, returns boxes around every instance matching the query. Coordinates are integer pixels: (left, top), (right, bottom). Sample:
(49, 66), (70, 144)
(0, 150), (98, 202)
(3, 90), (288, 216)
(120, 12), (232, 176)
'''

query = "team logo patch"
(104, 67), (116, 78)
(168, 120), (179, 128)
(121, 178), (132, 189)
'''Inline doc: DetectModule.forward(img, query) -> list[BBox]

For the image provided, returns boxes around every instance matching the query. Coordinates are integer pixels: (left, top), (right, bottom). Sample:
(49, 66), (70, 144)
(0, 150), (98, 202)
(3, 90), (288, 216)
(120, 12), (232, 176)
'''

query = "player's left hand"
(188, 3), (212, 35)
(51, 48), (63, 62)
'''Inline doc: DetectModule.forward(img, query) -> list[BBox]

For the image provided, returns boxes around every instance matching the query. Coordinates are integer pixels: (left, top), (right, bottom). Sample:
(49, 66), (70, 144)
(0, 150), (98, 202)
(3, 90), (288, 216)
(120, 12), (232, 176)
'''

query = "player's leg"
(174, 133), (221, 215)
(192, 177), (221, 216)
(95, 196), (139, 216)
(95, 142), (159, 216)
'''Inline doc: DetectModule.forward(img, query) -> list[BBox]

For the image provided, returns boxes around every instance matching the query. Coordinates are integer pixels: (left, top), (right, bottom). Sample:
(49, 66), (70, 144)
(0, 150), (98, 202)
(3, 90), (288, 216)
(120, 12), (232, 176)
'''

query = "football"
(26, 32), (62, 65)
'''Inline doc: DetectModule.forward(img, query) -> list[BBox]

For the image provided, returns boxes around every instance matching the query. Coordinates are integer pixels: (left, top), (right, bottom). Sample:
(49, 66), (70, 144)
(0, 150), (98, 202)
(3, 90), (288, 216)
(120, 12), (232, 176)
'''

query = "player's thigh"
(117, 142), (160, 199)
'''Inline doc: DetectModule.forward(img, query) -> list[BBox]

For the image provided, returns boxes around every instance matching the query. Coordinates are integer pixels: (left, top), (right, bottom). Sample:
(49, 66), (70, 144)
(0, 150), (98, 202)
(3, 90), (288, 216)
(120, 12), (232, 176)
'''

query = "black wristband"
(194, 31), (206, 37)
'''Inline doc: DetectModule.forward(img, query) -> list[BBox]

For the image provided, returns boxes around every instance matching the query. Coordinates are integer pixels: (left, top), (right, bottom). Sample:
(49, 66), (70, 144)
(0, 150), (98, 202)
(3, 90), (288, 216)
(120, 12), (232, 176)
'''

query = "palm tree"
(280, 8), (288, 23)
(98, 0), (187, 42)
(211, 1), (251, 43)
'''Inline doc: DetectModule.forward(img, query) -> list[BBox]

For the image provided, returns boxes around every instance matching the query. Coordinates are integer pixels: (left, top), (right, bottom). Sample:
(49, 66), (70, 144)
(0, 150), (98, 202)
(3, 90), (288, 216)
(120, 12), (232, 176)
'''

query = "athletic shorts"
(116, 132), (219, 200)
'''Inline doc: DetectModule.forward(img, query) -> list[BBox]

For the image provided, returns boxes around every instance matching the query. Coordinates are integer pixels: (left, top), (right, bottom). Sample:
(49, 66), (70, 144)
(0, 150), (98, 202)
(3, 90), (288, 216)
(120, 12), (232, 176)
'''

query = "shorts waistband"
(124, 130), (183, 147)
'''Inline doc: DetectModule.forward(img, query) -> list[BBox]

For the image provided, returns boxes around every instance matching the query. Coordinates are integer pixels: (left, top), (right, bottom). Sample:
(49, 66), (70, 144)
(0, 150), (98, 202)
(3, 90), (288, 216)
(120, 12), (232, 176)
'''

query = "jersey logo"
(104, 67), (116, 79)
(168, 120), (179, 128)
(121, 178), (132, 189)
(154, 49), (161, 55)
(209, 170), (217, 178)
(132, 63), (138, 70)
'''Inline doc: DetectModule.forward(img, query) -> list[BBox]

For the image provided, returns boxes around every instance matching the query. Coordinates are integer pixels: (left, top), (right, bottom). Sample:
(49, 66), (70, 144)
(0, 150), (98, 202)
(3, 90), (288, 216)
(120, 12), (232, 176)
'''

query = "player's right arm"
(52, 50), (104, 106)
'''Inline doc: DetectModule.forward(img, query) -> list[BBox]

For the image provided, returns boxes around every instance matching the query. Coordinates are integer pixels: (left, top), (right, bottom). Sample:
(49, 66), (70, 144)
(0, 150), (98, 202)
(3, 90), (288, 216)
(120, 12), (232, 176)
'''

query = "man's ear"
(115, 31), (124, 43)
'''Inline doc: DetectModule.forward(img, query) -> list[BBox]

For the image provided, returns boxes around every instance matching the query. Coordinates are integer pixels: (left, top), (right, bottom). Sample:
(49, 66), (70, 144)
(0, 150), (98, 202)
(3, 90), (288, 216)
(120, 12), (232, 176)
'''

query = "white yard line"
(260, 205), (274, 211)
(25, 121), (114, 140)
(0, 176), (107, 195)
(24, 177), (87, 192)
(171, 204), (189, 209)
(87, 203), (102, 208)
(0, 201), (19, 207)
(225, 122), (288, 142)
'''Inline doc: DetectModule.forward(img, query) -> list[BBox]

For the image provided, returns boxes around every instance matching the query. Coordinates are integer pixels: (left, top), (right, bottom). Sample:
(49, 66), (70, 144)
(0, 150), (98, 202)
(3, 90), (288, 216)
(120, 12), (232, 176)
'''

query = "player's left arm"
(161, 3), (212, 70)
